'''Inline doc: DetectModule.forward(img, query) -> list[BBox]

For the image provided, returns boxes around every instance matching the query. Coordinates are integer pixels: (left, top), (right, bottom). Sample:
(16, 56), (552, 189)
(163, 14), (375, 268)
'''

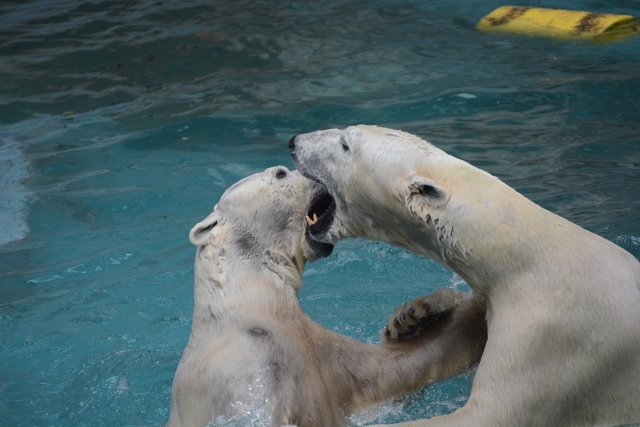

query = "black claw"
(394, 318), (400, 328)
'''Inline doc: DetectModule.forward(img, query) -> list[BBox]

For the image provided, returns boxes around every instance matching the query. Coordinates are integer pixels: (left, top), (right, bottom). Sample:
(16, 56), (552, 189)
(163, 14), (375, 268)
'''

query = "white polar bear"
(166, 166), (487, 427)
(289, 125), (640, 427)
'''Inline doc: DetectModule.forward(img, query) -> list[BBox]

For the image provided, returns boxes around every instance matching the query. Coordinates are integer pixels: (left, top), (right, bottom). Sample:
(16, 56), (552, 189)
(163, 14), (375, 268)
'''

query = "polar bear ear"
(189, 212), (221, 246)
(407, 178), (448, 209)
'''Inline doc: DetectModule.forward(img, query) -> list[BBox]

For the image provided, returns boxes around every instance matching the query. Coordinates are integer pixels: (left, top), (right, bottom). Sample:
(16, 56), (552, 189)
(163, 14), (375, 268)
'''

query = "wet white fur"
(166, 167), (486, 427)
(291, 125), (640, 427)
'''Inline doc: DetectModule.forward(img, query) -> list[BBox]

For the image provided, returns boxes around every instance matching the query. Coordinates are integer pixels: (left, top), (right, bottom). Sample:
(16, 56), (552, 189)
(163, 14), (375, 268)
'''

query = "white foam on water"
(349, 401), (404, 426)
(0, 138), (32, 246)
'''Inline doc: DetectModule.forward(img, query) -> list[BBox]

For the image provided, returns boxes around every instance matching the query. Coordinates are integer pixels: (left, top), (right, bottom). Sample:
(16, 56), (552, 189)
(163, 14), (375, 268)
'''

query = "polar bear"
(289, 125), (640, 427)
(166, 166), (487, 427)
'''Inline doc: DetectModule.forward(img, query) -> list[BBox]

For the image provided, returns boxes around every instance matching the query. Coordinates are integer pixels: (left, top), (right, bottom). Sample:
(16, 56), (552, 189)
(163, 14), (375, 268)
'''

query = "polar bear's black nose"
(288, 135), (298, 150)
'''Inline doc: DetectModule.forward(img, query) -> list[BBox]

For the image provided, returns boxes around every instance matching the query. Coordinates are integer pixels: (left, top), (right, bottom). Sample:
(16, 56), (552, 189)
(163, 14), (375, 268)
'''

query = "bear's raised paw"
(381, 288), (464, 343)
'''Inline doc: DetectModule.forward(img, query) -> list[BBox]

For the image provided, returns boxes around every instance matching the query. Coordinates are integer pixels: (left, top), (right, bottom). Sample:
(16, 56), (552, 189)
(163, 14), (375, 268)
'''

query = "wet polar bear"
(290, 125), (640, 427)
(166, 166), (487, 427)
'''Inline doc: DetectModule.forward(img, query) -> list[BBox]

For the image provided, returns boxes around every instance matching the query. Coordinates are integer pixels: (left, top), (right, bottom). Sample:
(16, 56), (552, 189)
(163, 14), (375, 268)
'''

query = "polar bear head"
(289, 125), (499, 266)
(189, 166), (334, 286)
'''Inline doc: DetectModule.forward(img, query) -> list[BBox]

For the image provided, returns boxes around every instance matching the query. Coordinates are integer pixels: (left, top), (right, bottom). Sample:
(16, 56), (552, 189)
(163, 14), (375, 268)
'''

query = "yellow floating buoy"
(477, 6), (640, 43)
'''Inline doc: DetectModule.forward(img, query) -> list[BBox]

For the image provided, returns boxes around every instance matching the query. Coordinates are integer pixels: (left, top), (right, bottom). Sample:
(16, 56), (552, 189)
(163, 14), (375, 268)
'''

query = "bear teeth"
(306, 213), (318, 226)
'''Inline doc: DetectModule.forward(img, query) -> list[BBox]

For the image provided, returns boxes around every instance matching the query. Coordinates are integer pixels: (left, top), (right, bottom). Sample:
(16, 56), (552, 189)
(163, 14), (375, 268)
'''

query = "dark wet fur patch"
(248, 327), (270, 337)
(247, 327), (283, 388)
(232, 227), (261, 260)
(269, 361), (281, 386)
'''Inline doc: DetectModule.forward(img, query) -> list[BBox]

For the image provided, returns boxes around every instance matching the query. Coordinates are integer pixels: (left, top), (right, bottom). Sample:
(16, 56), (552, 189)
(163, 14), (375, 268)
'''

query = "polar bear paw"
(382, 288), (464, 343)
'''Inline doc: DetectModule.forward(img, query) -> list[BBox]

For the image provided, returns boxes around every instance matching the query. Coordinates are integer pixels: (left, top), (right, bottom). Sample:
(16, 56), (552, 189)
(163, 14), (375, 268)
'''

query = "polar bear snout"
(288, 134), (298, 149)
(289, 131), (345, 245)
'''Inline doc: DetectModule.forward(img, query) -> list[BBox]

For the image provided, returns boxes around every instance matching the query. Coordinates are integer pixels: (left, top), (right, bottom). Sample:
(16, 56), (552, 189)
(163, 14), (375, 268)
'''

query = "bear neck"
(412, 162), (598, 302)
(189, 236), (303, 336)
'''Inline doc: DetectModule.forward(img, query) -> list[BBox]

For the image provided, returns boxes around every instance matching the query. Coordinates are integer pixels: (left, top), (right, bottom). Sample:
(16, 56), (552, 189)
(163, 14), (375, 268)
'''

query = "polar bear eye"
(341, 139), (350, 151)
(275, 169), (287, 179)
(418, 184), (441, 199)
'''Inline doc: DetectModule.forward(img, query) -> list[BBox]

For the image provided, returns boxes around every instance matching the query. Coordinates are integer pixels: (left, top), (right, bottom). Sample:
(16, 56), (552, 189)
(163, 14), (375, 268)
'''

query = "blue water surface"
(1, 0), (639, 426)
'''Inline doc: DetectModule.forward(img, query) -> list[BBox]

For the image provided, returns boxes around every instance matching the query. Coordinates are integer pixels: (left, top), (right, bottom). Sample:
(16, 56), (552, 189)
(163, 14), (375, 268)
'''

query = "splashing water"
(208, 372), (271, 427)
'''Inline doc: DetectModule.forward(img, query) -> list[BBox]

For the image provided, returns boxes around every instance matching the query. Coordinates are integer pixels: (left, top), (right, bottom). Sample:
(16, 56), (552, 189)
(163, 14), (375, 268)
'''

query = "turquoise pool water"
(1, 0), (639, 425)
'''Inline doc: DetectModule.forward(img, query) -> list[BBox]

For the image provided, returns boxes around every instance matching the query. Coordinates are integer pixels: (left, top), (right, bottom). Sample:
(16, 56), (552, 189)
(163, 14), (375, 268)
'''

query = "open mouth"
(305, 184), (336, 238)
